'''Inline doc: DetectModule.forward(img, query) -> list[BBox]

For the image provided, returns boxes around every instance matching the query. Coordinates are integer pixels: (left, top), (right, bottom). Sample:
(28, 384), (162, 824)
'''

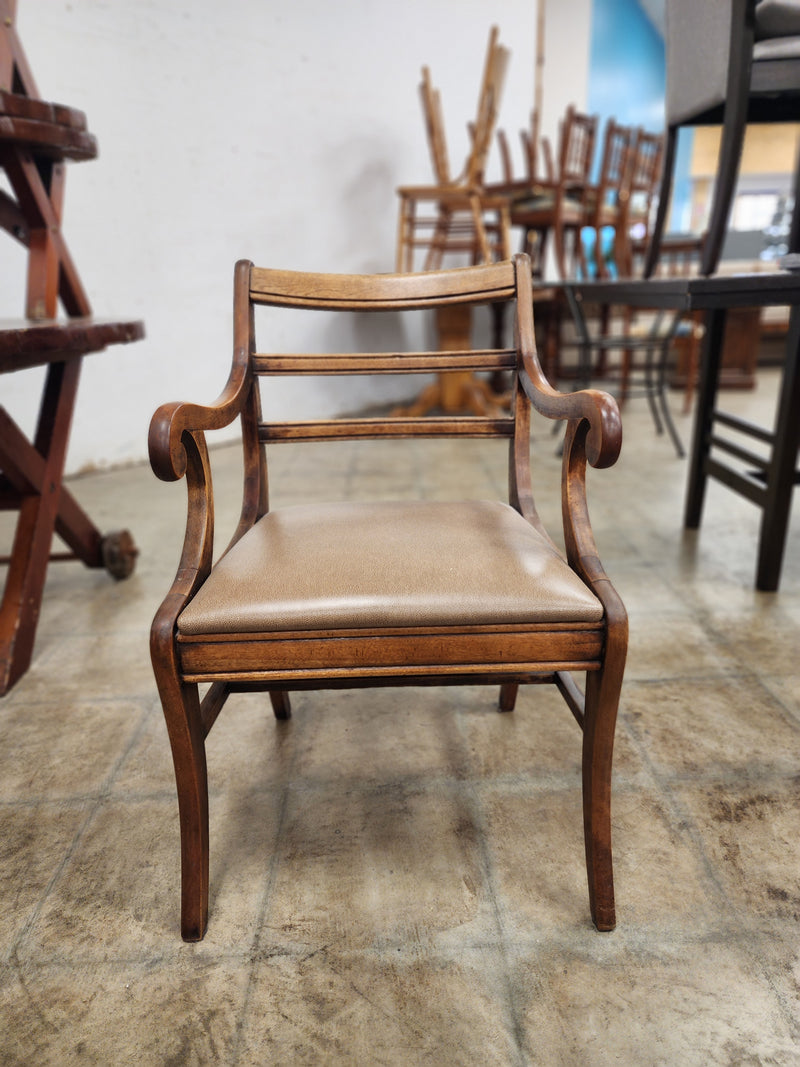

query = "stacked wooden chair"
(495, 110), (551, 196)
(617, 128), (664, 277)
(582, 119), (636, 280)
(395, 26), (512, 272)
(504, 105), (599, 281)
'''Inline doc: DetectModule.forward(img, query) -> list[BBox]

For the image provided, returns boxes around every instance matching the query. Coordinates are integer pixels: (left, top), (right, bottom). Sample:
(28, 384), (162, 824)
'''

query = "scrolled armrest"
(512, 254), (622, 469)
(149, 345), (250, 481)
(519, 367), (622, 469)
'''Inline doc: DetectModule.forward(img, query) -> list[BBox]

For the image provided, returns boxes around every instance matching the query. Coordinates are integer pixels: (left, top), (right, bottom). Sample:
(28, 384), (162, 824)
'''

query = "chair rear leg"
(270, 689), (292, 720)
(152, 648), (209, 941)
(581, 649), (625, 931)
(498, 681), (518, 712)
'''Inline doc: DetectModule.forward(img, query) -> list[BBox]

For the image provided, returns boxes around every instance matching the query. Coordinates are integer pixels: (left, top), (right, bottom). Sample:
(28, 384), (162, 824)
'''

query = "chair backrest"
(558, 105), (598, 192)
(626, 128), (664, 218)
(234, 258), (537, 517)
(594, 119), (634, 211)
(617, 127), (664, 274)
(628, 128), (663, 192)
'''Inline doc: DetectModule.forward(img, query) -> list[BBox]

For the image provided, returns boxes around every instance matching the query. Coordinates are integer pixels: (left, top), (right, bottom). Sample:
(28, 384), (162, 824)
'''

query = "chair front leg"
(581, 640), (625, 931)
(152, 635), (210, 941)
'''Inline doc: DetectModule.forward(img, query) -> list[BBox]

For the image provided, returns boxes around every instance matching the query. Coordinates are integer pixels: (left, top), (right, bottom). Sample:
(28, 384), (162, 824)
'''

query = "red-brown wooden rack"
(0, 1), (144, 693)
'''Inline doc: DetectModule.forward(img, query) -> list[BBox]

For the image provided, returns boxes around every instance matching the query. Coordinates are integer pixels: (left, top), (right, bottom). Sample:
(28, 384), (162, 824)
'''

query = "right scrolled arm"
(513, 254), (623, 469)
(518, 368), (623, 469)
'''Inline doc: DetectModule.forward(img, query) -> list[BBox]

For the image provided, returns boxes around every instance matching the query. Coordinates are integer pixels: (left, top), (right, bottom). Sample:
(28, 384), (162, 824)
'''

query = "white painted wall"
(3, 0), (590, 473)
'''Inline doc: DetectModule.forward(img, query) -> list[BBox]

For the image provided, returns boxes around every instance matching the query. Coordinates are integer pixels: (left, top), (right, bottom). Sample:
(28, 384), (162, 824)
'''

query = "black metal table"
(559, 271), (800, 592)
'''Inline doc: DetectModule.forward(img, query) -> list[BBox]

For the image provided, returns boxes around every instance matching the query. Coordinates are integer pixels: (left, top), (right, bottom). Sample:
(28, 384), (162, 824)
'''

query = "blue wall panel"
(588, 0), (691, 228)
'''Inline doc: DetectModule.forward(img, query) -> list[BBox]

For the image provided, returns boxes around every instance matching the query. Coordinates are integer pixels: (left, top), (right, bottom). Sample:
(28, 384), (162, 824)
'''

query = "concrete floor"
(0, 369), (798, 1065)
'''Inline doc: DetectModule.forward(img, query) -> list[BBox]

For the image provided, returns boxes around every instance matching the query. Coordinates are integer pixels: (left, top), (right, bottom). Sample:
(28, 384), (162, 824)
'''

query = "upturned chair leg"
(581, 651), (625, 931)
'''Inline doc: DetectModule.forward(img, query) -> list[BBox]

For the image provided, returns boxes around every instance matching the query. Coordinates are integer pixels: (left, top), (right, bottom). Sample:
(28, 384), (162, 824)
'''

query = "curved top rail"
(249, 259), (516, 311)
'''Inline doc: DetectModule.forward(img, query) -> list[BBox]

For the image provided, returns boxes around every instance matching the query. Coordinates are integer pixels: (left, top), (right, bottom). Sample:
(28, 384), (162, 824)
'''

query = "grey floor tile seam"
(6, 700), (154, 964)
(0, 700), (165, 809)
(0, 684), (157, 713)
(450, 703), (549, 1067)
(226, 718), (304, 1067)
(619, 668), (768, 691)
(79, 787), (179, 805)
(276, 768), (560, 797)
(686, 596), (800, 656)
(469, 770), (646, 799)
(229, 701), (532, 1066)
(614, 712), (775, 931)
(499, 919), (763, 959)
(758, 675), (800, 729)
(0, 788), (176, 809)
(732, 935), (800, 1047)
(0, 796), (94, 972)
(0, 945), (257, 972)
(645, 765), (800, 795)
(0, 795), (91, 813)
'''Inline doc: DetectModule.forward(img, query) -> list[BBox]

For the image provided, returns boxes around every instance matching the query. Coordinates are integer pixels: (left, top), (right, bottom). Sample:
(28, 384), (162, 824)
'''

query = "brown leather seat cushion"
(177, 500), (603, 635)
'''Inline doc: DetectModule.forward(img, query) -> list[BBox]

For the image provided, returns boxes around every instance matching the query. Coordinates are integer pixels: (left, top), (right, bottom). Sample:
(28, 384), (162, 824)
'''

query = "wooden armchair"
(149, 254), (628, 942)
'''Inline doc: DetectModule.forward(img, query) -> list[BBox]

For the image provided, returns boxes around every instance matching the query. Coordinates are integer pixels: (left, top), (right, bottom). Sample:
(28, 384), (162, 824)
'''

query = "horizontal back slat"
(250, 260), (516, 310)
(253, 349), (517, 375)
(259, 417), (515, 443)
